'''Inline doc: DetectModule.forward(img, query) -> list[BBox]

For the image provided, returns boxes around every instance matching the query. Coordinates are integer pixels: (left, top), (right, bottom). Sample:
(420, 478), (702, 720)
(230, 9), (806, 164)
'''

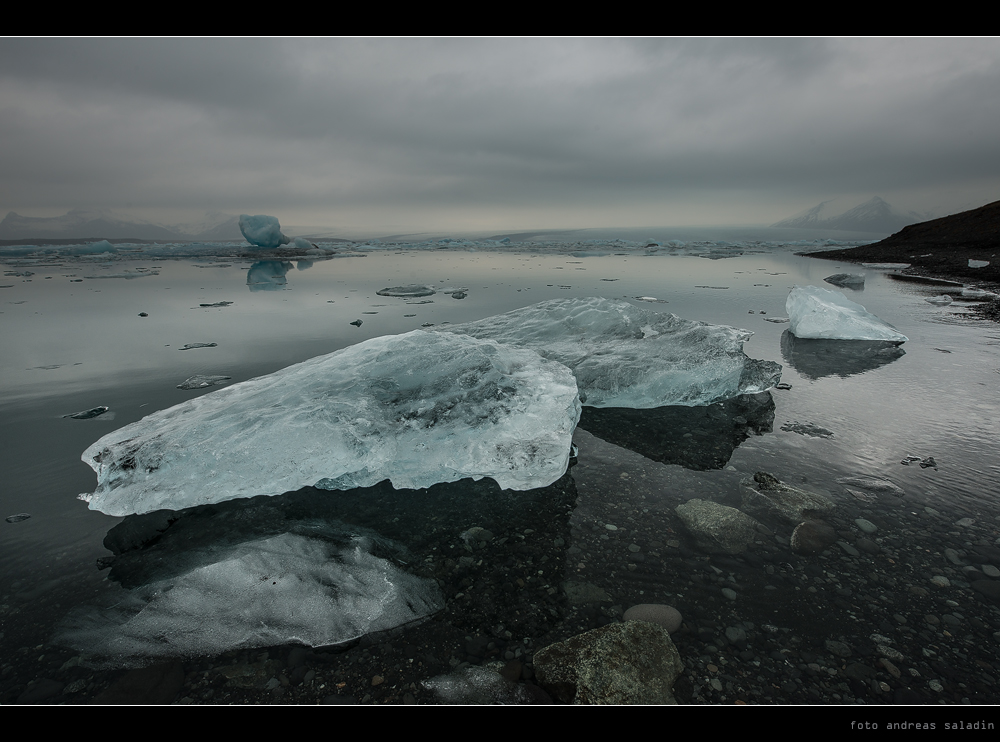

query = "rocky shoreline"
(6, 429), (999, 705)
(802, 199), (1000, 292)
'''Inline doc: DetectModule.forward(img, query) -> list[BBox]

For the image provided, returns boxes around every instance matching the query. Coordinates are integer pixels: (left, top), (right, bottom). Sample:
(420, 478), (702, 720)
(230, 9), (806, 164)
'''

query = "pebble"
(721, 588), (737, 601)
(854, 518), (877, 534)
(930, 576), (951, 588)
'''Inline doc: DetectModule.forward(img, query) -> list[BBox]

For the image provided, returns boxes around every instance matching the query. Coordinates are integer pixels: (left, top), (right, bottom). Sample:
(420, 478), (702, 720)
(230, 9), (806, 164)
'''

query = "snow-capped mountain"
(771, 197), (928, 234)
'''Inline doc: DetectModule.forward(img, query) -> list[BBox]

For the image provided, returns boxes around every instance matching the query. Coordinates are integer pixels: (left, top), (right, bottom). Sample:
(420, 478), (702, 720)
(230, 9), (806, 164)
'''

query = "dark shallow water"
(2, 245), (999, 705)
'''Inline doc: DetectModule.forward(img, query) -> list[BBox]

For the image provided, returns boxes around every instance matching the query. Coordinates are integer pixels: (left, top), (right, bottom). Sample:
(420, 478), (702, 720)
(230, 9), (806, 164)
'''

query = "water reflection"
(246, 261), (294, 291)
(780, 330), (905, 379)
(577, 392), (775, 470)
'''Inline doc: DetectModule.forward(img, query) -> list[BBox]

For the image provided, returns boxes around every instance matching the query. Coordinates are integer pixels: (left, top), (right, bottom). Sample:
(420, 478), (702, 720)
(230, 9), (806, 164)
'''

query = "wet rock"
(178, 343), (217, 350)
(790, 520), (838, 554)
(741, 473), (835, 524)
(675, 499), (759, 554)
(6, 513), (31, 523)
(533, 621), (683, 704)
(350, 320), (362, 327)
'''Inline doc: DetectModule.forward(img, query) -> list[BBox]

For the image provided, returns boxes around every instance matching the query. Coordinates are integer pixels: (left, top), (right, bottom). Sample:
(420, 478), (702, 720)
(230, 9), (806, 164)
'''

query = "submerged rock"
(824, 273), (865, 288)
(82, 330), (581, 516)
(442, 297), (781, 408)
(741, 472), (835, 524)
(675, 499), (759, 554)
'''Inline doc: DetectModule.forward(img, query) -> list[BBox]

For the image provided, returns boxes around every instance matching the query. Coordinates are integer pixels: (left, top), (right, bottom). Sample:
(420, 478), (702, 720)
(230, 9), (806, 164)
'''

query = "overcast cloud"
(2, 37), (999, 234)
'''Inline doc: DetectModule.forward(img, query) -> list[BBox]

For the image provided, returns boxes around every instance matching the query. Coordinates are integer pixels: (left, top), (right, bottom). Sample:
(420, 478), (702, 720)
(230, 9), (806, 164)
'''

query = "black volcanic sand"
(804, 200), (1000, 290)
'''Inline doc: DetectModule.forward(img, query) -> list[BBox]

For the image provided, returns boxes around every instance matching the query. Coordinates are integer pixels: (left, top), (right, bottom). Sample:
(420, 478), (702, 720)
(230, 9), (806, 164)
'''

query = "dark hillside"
(806, 200), (1000, 286)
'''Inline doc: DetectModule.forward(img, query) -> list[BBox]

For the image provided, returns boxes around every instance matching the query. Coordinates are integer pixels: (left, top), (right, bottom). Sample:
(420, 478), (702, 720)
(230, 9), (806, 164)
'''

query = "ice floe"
(441, 297), (781, 408)
(786, 286), (907, 343)
(82, 330), (581, 516)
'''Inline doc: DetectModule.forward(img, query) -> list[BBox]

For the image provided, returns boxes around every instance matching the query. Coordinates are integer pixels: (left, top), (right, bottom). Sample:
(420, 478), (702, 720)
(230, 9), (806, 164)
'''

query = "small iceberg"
(786, 286), (907, 343)
(441, 297), (781, 408)
(82, 331), (580, 516)
(924, 295), (953, 305)
(239, 214), (290, 248)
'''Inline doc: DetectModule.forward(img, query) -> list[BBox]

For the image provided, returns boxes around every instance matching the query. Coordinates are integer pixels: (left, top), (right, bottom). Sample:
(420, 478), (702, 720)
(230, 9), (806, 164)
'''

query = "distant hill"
(0, 209), (246, 242)
(771, 197), (927, 234)
(806, 199), (1000, 285)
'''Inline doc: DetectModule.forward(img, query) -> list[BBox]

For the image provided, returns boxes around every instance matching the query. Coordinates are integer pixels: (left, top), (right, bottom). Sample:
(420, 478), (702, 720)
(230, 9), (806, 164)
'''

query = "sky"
(2, 37), (1000, 235)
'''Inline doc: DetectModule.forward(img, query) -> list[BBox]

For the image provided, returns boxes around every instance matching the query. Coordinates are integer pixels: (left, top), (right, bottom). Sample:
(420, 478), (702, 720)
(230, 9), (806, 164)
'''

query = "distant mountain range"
(0, 209), (246, 242)
(771, 197), (929, 234)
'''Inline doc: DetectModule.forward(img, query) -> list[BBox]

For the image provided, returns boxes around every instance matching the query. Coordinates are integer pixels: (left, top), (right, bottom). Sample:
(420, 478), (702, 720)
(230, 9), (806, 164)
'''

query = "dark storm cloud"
(2, 38), (999, 230)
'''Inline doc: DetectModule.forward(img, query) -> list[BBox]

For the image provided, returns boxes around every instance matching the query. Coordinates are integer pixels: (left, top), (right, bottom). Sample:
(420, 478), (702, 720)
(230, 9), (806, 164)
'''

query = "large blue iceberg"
(239, 214), (290, 248)
(440, 297), (781, 408)
(82, 331), (581, 516)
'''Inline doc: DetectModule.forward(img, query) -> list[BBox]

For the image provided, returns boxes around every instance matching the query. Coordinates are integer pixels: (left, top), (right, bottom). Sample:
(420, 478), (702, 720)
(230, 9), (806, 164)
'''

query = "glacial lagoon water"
(2, 239), (999, 704)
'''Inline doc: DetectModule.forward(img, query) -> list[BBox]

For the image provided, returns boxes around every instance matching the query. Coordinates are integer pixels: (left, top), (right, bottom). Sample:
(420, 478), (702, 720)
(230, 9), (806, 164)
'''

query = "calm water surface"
(2, 245), (999, 702)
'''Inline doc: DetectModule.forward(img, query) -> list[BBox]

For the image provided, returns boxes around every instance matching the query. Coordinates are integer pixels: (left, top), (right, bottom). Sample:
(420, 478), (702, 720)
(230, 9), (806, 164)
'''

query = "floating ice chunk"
(376, 285), (436, 297)
(824, 273), (865, 288)
(862, 262), (910, 270)
(786, 286), (907, 343)
(440, 297), (781, 408)
(72, 240), (117, 255)
(178, 342), (217, 350)
(177, 375), (231, 390)
(82, 330), (580, 516)
(64, 406), (110, 419)
(238, 214), (290, 248)
(969, 259), (990, 268)
(961, 287), (999, 300)
(287, 236), (316, 250)
(57, 533), (442, 662)
(924, 295), (953, 305)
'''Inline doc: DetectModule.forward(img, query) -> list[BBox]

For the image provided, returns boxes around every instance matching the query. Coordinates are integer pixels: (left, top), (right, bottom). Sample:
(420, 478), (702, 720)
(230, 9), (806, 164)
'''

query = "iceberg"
(238, 214), (290, 248)
(786, 286), (907, 343)
(82, 330), (580, 516)
(440, 297), (781, 408)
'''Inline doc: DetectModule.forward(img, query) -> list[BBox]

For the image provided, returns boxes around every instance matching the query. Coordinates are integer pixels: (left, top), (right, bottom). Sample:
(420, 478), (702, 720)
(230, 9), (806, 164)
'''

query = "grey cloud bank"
(2, 38), (999, 235)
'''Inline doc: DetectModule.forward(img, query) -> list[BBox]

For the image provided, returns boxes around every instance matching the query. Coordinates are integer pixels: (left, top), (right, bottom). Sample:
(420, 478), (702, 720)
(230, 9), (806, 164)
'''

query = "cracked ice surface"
(440, 297), (781, 408)
(82, 330), (581, 516)
(786, 286), (908, 342)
